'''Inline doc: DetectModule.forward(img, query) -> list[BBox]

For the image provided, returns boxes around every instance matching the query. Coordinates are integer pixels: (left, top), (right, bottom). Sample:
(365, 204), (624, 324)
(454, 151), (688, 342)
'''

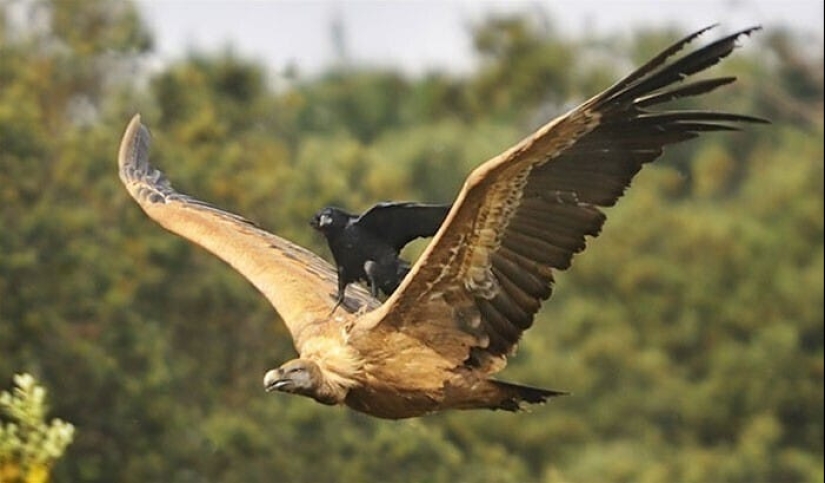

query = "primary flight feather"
(118, 26), (767, 419)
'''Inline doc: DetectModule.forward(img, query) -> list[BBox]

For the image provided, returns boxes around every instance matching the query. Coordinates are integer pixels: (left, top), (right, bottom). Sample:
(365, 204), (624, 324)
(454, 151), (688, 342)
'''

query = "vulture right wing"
(356, 26), (767, 372)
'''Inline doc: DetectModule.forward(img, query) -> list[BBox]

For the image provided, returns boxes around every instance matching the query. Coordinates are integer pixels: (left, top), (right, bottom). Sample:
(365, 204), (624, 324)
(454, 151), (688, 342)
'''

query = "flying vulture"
(118, 26), (766, 419)
(310, 202), (451, 303)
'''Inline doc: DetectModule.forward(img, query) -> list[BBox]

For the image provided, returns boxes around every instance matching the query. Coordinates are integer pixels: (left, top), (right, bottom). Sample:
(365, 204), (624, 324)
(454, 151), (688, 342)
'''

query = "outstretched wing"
(359, 26), (767, 371)
(118, 115), (377, 348)
(356, 202), (452, 252)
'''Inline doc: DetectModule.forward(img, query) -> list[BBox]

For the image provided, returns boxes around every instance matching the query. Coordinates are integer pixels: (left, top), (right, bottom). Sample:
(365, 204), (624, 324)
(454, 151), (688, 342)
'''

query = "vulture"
(118, 26), (767, 419)
(310, 202), (452, 303)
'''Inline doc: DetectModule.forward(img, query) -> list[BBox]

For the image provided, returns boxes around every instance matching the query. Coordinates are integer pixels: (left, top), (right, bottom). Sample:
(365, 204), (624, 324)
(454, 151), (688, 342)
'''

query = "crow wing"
(355, 26), (767, 372)
(117, 116), (378, 348)
(356, 202), (452, 252)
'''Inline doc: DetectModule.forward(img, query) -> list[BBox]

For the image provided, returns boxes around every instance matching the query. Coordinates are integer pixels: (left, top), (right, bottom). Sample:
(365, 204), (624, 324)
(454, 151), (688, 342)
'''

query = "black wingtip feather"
(491, 380), (569, 412)
(603, 24), (719, 99)
(600, 26), (762, 110)
(635, 77), (737, 108)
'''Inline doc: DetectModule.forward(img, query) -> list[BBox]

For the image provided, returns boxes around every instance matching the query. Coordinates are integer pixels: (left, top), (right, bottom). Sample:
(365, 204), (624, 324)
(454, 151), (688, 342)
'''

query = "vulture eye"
(283, 365), (307, 377)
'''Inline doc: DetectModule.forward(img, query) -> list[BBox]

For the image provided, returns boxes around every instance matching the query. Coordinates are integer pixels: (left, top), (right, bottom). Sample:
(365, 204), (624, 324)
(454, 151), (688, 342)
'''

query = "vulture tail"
(489, 380), (569, 412)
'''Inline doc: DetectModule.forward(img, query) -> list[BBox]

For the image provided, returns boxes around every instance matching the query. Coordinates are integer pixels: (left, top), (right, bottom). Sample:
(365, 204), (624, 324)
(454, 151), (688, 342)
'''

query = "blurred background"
(136, 0), (824, 76)
(0, 0), (822, 482)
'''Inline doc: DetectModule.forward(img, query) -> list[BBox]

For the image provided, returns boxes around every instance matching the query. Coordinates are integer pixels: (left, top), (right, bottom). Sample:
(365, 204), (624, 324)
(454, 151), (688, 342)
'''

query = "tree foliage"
(1, 2), (822, 481)
(0, 374), (74, 483)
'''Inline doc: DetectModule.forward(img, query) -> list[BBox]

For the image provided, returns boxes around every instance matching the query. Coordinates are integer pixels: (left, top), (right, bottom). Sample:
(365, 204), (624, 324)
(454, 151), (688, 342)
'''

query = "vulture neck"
(298, 335), (363, 404)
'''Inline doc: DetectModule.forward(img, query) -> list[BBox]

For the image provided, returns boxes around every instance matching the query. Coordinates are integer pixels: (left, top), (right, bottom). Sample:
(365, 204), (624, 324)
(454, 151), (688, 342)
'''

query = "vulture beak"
(263, 369), (289, 392)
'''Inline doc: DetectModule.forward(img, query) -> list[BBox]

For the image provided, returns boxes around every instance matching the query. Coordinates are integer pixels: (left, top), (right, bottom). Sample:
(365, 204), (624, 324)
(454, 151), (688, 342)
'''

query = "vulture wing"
(356, 202), (452, 252)
(117, 116), (378, 347)
(357, 26), (767, 372)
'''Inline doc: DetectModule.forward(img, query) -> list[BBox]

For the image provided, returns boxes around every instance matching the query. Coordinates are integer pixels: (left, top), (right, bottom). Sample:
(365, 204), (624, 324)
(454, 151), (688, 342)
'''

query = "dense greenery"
(1, 2), (822, 481)
(1, 374), (74, 483)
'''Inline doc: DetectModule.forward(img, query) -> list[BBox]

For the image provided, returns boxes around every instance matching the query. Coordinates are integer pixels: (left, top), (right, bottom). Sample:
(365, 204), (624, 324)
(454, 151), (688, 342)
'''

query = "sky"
(136, 0), (824, 76)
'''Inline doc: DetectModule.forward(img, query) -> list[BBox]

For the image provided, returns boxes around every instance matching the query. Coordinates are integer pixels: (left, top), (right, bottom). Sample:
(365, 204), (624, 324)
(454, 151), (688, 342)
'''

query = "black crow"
(310, 202), (451, 304)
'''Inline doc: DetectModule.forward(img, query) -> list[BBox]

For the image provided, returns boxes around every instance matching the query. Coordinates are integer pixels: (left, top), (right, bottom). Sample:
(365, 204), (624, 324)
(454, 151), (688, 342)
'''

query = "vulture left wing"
(357, 26), (767, 371)
(118, 115), (377, 347)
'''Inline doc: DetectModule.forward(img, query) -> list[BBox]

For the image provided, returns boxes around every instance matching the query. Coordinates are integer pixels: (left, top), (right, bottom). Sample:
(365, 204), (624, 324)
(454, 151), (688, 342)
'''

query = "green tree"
(470, 14), (575, 118)
(0, 374), (74, 483)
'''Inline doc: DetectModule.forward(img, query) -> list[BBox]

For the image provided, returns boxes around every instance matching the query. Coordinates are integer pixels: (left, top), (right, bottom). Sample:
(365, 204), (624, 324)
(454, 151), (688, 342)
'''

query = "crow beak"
(313, 213), (332, 229)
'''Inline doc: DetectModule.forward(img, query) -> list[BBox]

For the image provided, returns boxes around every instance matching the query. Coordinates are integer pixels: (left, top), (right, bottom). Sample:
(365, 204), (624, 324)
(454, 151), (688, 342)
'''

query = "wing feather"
(118, 115), (377, 348)
(357, 26), (767, 373)
(356, 202), (451, 251)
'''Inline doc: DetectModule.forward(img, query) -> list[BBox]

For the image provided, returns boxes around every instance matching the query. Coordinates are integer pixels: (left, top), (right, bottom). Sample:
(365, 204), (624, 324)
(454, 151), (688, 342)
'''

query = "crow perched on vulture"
(118, 26), (767, 419)
(310, 203), (451, 304)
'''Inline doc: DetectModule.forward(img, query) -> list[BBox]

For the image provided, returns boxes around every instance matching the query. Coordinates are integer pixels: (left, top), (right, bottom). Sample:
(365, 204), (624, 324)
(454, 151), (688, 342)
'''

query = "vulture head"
(263, 359), (338, 406)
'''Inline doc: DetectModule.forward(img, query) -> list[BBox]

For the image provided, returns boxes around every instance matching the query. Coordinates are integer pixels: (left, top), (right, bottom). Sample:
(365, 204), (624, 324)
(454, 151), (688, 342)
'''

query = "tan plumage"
(118, 26), (767, 419)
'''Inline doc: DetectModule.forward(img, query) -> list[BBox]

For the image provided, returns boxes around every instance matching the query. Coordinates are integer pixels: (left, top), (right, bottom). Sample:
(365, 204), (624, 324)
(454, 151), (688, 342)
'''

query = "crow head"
(310, 207), (352, 235)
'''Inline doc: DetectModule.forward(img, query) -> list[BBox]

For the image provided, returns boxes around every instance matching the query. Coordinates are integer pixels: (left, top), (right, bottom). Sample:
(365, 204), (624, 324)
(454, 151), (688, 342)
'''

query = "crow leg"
(329, 268), (348, 316)
(364, 261), (380, 298)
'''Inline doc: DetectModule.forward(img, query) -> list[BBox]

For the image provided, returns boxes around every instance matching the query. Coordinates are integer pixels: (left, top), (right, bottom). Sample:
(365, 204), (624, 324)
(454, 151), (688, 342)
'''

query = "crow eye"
(319, 214), (332, 226)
